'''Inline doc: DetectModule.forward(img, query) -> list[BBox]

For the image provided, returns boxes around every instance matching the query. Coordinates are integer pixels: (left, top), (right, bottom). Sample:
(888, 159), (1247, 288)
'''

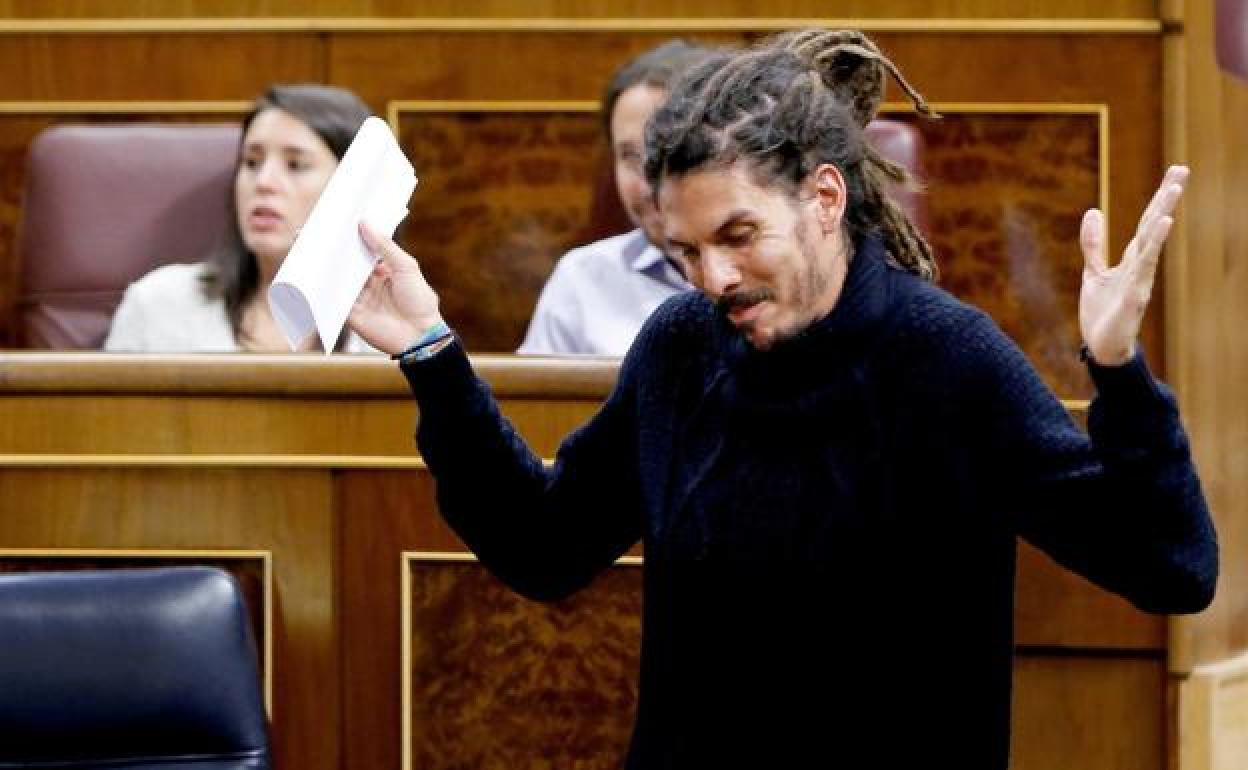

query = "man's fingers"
(359, 222), (417, 274)
(1080, 208), (1108, 274)
(1134, 214), (1174, 275)
(1135, 166), (1189, 241)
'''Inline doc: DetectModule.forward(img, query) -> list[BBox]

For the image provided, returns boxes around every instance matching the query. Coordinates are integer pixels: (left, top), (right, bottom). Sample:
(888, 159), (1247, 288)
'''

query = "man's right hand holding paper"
(349, 222), (445, 356)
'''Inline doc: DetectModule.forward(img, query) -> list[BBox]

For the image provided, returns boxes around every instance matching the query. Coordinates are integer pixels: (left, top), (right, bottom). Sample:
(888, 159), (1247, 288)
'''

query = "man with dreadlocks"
(349, 28), (1216, 768)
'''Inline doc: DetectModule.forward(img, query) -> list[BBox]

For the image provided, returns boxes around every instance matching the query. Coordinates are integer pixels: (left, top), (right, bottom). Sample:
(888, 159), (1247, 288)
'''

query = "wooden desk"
(0, 353), (1180, 770)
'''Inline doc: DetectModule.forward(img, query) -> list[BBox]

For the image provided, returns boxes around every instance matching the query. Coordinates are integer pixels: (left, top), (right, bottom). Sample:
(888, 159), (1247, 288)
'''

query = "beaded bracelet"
(391, 320), (454, 363)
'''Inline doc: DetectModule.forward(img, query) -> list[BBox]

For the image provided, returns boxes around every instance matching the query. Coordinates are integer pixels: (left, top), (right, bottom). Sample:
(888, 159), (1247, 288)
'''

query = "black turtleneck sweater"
(401, 236), (1217, 769)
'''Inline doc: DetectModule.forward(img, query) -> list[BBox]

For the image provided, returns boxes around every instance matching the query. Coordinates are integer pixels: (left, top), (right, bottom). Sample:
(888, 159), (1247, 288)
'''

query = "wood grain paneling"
(1163, 0), (1248, 679)
(0, 2), (1160, 21)
(331, 31), (752, 108)
(0, 36), (324, 100)
(894, 108), (1101, 396)
(403, 556), (643, 770)
(338, 471), (457, 770)
(396, 107), (603, 352)
(1012, 655), (1166, 770)
(1015, 541), (1164, 651)
(393, 105), (1105, 389)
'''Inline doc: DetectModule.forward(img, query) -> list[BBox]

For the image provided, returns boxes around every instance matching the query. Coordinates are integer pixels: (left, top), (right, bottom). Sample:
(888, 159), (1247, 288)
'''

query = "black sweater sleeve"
(969, 313), (1218, 614)
(400, 338), (645, 602)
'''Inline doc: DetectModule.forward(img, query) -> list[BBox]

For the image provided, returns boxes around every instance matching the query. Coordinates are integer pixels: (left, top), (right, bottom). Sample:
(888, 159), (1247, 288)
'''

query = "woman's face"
(234, 107), (339, 265)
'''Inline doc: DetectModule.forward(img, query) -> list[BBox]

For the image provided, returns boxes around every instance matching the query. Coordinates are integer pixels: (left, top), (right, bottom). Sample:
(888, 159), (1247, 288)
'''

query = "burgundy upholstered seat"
(16, 123), (240, 349)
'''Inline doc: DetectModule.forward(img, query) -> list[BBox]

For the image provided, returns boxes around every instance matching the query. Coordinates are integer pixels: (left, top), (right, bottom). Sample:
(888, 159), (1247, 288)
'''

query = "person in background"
(347, 29), (1216, 768)
(105, 84), (376, 353)
(517, 40), (709, 355)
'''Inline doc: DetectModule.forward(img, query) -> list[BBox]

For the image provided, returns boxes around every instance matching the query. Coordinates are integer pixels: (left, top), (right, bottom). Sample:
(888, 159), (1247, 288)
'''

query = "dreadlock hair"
(644, 28), (940, 281)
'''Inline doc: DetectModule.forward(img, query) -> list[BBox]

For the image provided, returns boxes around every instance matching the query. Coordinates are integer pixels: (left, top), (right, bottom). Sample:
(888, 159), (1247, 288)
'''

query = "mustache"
(716, 288), (774, 314)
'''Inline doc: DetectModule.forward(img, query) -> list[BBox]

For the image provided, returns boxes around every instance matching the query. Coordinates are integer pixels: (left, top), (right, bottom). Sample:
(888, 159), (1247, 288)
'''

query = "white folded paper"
(268, 116), (418, 352)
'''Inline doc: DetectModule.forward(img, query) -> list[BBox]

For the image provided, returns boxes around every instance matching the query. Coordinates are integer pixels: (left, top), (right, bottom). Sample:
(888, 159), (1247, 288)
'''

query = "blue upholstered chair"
(0, 566), (270, 769)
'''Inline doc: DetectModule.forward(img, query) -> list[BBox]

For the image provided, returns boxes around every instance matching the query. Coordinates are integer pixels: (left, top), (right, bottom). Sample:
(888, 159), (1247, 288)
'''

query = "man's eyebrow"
(714, 209), (754, 232)
(667, 209), (754, 248)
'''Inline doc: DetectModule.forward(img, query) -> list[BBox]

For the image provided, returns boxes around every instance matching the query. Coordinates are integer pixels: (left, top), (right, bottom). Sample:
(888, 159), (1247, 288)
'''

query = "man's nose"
(701, 248), (742, 296)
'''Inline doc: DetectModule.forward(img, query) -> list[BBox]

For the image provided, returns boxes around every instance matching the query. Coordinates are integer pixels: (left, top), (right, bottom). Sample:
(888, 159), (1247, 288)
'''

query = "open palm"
(1079, 165), (1188, 366)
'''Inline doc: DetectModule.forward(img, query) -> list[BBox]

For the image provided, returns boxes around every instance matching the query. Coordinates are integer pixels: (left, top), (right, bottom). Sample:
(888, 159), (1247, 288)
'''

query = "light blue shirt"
(518, 229), (690, 356)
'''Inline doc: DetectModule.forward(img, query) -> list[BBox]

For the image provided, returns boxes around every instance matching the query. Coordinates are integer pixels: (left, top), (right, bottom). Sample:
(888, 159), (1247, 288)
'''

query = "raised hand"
(348, 222), (445, 356)
(1078, 165), (1188, 366)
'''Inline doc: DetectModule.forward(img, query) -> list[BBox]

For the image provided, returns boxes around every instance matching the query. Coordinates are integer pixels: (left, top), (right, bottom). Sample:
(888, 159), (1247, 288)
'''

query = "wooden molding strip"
(0, 101), (250, 114)
(0, 455), (569, 469)
(0, 17), (1165, 35)
(0, 353), (621, 398)
(0, 454), (431, 468)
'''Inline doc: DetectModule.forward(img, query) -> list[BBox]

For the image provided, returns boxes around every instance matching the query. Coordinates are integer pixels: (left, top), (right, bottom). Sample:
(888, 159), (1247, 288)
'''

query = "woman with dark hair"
(105, 84), (376, 352)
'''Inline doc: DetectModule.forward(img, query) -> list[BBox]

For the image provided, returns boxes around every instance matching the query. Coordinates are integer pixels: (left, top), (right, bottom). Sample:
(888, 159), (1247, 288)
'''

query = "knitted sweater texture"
(402, 237), (1217, 768)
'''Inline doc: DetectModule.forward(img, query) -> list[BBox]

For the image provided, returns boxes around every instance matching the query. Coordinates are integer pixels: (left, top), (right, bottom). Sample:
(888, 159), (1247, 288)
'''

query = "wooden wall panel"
(338, 471), (454, 770)
(0, 36), (325, 100)
(1012, 655), (1166, 770)
(330, 31), (753, 107)
(900, 110), (1099, 397)
(397, 108), (603, 352)
(1164, 0), (1248, 675)
(0, 2), (1160, 21)
(0, 467), (337, 770)
(404, 556), (643, 770)
(1015, 541), (1164, 651)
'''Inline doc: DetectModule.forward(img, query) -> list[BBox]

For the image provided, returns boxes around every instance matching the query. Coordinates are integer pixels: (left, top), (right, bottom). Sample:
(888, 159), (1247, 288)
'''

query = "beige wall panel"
(1178, 653), (1248, 770)
(1012, 655), (1166, 770)
(0, 467), (338, 770)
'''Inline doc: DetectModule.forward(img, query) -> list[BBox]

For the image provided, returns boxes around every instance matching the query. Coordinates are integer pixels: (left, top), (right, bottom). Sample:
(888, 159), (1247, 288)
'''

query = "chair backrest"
(0, 566), (270, 770)
(1217, 0), (1248, 80)
(16, 123), (241, 349)
(863, 118), (928, 235)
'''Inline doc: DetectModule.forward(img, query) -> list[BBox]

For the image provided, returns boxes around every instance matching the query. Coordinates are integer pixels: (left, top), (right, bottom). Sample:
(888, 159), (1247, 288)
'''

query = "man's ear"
(810, 163), (848, 236)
